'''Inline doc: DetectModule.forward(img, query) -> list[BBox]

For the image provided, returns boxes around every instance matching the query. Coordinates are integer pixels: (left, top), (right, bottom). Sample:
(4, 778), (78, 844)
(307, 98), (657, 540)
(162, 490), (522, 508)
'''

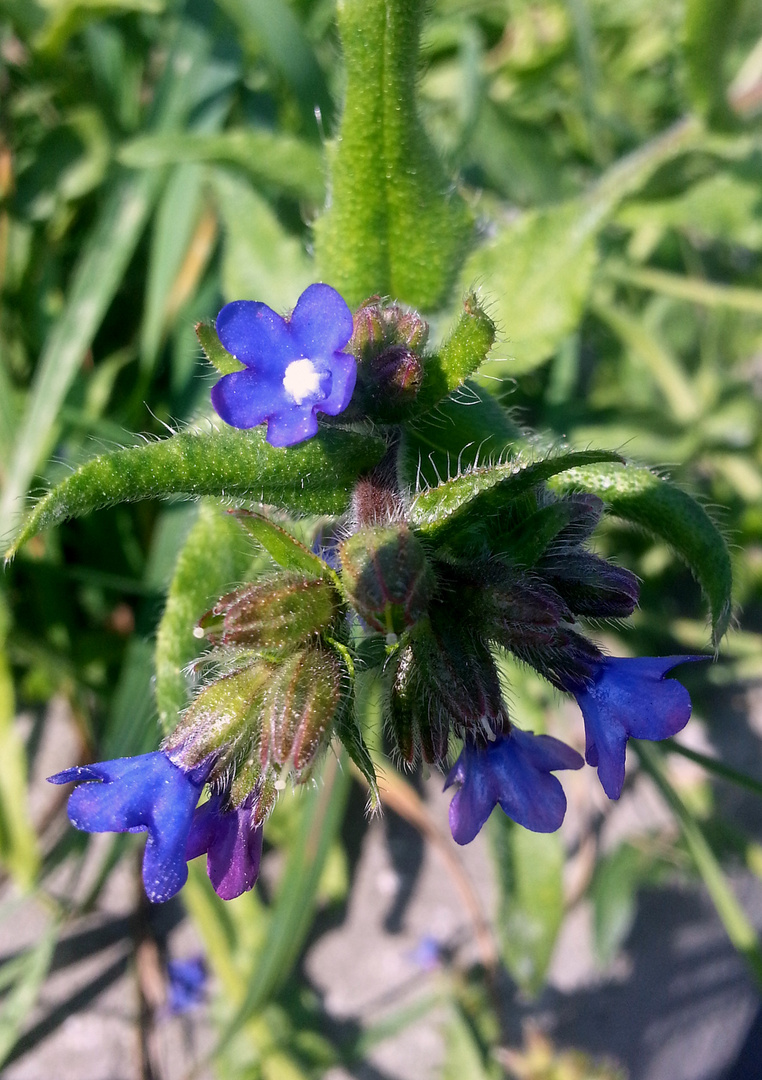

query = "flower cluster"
(50, 285), (707, 904)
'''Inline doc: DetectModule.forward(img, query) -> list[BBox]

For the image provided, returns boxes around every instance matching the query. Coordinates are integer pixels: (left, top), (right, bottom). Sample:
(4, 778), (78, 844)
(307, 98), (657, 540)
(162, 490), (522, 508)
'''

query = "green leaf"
(591, 843), (662, 966)
(6, 426), (386, 559)
(211, 168), (313, 310)
(488, 815), (564, 995)
(0, 595), (39, 888)
(195, 321), (245, 376)
(398, 383), (526, 492)
(442, 1007), (494, 1080)
(0, 21), (210, 538)
(413, 296), (496, 415)
(460, 200), (599, 374)
(232, 510), (334, 581)
(33, 0), (163, 56)
(684, 0), (742, 127)
(410, 449), (623, 536)
(0, 922), (58, 1068)
(637, 742), (762, 991)
(314, 0), (472, 309)
(155, 502), (257, 734)
(547, 463), (733, 645)
(119, 130), (325, 204)
(216, 752), (351, 1046)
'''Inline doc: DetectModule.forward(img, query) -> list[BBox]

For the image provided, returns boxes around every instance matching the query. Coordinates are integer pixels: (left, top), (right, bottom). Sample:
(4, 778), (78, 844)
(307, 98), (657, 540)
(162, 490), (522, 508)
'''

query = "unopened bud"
(165, 661), (272, 771)
(366, 344), (424, 408)
(539, 553), (640, 618)
(259, 646), (344, 777)
(198, 573), (338, 651)
(340, 525), (434, 634)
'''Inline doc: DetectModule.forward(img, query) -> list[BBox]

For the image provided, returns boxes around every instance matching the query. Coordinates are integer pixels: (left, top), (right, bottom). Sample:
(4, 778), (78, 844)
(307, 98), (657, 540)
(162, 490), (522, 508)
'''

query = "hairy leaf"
(6, 426), (386, 558)
(548, 463), (732, 644)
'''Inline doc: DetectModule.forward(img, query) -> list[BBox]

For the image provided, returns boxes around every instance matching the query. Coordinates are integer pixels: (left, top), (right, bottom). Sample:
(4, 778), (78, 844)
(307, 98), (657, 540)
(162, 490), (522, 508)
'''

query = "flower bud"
(339, 525), (434, 635)
(198, 573), (338, 651)
(259, 646), (344, 777)
(348, 298), (429, 418)
(389, 625), (508, 766)
(538, 553), (640, 618)
(165, 661), (273, 772)
(365, 344), (424, 408)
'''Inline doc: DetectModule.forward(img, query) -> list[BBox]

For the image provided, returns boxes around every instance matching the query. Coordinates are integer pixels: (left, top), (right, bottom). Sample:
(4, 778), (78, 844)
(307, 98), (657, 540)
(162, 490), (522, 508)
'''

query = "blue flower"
(166, 956), (207, 1015)
(185, 794), (263, 901)
(48, 752), (209, 903)
(444, 728), (584, 844)
(569, 655), (705, 799)
(211, 283), (357, 447)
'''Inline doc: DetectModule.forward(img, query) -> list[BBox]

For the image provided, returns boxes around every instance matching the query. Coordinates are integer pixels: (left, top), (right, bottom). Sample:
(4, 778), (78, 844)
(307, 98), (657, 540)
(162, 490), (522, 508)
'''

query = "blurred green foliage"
(1, 0), (762, 1076)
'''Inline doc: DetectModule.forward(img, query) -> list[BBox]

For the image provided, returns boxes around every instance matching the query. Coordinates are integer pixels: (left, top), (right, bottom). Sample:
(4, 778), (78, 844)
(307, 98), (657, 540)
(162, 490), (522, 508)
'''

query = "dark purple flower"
(185, 794), (263, 901)
(166, 956), (207, 1014)
(444, 728), (583, 844)
(48, 752), (208, 903)
(211, 283), (357, 447)
(569, 655), (705, 799)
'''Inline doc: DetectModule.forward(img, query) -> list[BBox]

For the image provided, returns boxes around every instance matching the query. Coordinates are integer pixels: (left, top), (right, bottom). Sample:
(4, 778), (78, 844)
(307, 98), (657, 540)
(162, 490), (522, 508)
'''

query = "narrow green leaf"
(0, 923), (58, 1068)
(410, 449), (623, 535)
(232, 510), (333, 581)
(211, 168), (313, 309)
(195, 321), (245, 376)
(547, 463), (732, 645)
(155, 502), (256, 734)
(0, 21), (210, 538)
(488, 815), (565, 995)
(413, 296), (496, 414)
(215, 0), (332, 131)
(140, 163), (204, 373)
(460, 200), (599, 374)
(591, 843), (662, 966)
(0, 595), (39, 888)
(636, 742), (762, 991)
(684, 0), (742, 127)
(6, 426), (386, 558)
(217, 752), (351, 1045)
(119, 130), (326, 203)
(442, 1007), (493, 1080)
(314, 0), (472, 309)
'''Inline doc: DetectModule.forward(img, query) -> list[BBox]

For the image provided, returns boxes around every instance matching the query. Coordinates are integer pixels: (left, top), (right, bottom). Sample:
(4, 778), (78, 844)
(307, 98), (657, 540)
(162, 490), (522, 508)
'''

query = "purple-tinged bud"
(366, 344), (424, 408)
(349, 297), (429, 361)
(198, 574), (338, 651)
(164, 662), (273, 772)
(389, 625), (509, 766)
(259, 646), (344, 778)
(339, 525), (434, 635)
(550, 493), (604, 546)
(393, 309), (429, 351)
(538, 553), (640, 618)
(479, 580), (570, 648)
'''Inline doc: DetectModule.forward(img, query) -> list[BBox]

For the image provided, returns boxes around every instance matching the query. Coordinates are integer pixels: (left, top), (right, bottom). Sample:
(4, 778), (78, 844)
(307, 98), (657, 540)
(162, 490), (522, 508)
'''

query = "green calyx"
(339, 525), (434, 636)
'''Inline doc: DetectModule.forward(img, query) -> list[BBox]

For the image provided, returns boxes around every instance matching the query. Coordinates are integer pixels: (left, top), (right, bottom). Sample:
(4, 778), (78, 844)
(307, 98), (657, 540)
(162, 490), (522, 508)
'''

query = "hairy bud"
(198, 573), (338, 651)
(340, 525), (434, 635)
(165, 661), (273, 772)
(348, 297), (429, 418)
(538, 553), (640, 618)
(259, 646), (344, 778)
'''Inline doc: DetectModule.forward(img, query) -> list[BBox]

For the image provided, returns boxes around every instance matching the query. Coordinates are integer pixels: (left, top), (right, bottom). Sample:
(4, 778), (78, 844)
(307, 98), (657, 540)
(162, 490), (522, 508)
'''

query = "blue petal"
(216, 300), (294, 369)
(317, 351), (357, 416)
(572, 655), (705, 799)
(211, 369), (292, 430)
(265, 406), (320, 448)
(446, 729), (582, 844)
(48, 752), (206, 903)
(186, 795), (263, 900)
(289, 283), (354, 357)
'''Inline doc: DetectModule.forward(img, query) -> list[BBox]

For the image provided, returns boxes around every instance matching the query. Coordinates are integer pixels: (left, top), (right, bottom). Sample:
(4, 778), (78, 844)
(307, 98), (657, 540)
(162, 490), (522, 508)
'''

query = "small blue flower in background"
(568, 655), (705, 799)
(211, 283), (357, 447)
(166, 956), (207, 1015)
(185, 794), (264, 901)
(48, 752), (209, 903)
(445, 727), (584, 844)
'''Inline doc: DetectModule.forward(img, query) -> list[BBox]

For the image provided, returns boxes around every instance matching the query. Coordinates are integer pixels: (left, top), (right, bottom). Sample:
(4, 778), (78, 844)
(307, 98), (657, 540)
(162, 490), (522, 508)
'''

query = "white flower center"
(283, 358), (325, 405)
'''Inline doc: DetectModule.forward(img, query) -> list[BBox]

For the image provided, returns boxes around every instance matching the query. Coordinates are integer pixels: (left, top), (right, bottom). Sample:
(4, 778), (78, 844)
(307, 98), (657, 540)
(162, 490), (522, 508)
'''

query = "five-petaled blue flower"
(48, 752), (264, 903)
(568, 655), (705, 799)
(445, 727), (584, 844)
(211, 283), (357, 447)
